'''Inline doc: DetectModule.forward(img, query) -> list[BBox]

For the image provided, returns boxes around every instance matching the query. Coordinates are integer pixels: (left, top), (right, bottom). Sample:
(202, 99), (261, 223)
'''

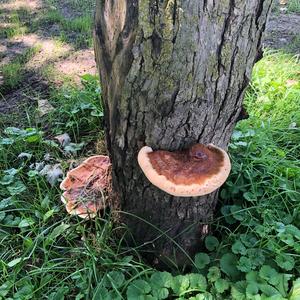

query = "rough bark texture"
(94, 0), (273, 266)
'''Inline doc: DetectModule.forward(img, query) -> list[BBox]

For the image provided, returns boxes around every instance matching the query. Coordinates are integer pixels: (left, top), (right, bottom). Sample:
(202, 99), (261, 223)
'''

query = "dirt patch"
(54, 49), (97, 83)
(264, 13), (300, 53)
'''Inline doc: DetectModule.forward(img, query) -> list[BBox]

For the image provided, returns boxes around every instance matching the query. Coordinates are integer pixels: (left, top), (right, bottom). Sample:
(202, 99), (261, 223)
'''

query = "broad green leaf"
(207, 266), (221, 282)
(205, 236), (219, 251)
(214, 278), (229, 293)
(289, 278), (300, 300)
(237, 256), (252, 273)
(150, 271), (173, 290)
(220, 253), (240, 279)
(246, 282), (259, 296)
(275, 254), (295, 271)
(232, 240), (247, 255)
(171, 275), (189, 295)
(259, 284), (281, 297)
(188, 274), (207, 291)
(195, 253), (210, 269)
(7, 181), (26, 196)
(126, 280), (151, 299)
(18, 218), (35, 228)
(259, 265), (279, 285)
(106, 271), (125, 288)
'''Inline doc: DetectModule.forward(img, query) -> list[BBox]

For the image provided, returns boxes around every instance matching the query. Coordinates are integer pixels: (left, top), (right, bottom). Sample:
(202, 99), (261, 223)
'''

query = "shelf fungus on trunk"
(138, 144), (231, 197)
(60, 155), (111, 218)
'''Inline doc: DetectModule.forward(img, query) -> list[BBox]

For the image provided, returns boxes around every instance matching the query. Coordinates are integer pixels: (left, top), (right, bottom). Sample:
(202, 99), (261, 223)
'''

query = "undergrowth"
(0, 52), (300, 299)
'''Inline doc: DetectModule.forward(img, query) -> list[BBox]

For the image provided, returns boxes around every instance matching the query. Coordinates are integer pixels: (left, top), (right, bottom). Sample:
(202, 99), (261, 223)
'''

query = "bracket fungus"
(60, 155), (111, 218)
(137, 144), (231, 197)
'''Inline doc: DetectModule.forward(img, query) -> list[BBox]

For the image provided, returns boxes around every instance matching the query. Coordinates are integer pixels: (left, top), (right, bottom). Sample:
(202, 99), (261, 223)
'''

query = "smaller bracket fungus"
(137, 144), (231, 197)
(60, 155), (111, 218)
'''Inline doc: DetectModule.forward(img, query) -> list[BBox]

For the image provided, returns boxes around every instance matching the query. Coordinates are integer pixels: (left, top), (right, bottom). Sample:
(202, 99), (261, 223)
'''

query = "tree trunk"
(94, 0), (273, 266)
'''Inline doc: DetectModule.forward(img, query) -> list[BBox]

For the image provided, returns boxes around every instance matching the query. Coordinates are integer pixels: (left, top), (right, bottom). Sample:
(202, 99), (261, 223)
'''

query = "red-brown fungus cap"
(60, 155), (111, 218)
(137, 144), (231, 197)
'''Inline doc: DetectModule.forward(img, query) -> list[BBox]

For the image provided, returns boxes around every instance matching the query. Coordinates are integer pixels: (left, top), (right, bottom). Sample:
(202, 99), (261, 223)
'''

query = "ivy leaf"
(205, 236), (219, 251)
(232, 240), (247, 255)
(220, 253), (240, 279)
(207, 266), (221, 282)
(214, 278), (229, 293)
(237, 256), (252, 273)
(275, 254), (295, 271)
(126, 280), (151, 300)
(195, 253), (210, 269)
(259, 265), (280, 285)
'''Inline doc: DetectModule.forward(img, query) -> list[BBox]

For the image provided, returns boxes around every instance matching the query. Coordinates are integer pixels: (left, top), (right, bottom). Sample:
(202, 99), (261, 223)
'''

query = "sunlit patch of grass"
(0, 46), (40, 94)
(0, 7), (31, 39)
(245, 50), (300, 126)
(38, 9), (93, 49)
(288, 0), (300, 13)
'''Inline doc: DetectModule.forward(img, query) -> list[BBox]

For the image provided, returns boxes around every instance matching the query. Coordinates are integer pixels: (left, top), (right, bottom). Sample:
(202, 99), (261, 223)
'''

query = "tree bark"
(94, 0), (273, 266)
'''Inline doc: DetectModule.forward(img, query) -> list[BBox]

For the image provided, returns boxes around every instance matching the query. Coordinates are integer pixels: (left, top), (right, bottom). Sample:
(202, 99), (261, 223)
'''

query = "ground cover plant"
(0, 50), (299, 299)
(1, 0), (300, 299)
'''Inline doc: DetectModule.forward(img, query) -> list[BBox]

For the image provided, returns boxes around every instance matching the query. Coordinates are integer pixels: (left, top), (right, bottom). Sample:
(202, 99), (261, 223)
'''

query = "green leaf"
(220, 253), (240, 279)
(243, 191), (257, 202)
(259, 265), (280, 285)
(231, 281), (246, 300)
(18, 218), (35, 228)
(150, 271), (173, 289)
(195, 253), (210, 269)
(126, 280), (151, 299)
(214, 278), (229, 293)
(47, 223), (70, 242)
(7, 181), (26, 196)
(237, 256), (252, 273)
(275, 254), (295, 271)
(0, 197), (13, 210)
(0, 175), (15, 185)
(0, 281), (13, 298)
(205, 236), (219, 251)
(289, 278), (300, 300)
(171, 275), (189, 295)
(106, 271), (125, 288)
(188, 274), (207, 292)
(230, 205), (246, 221)
(246, 248), (265, 267)
(207, 266), (221, 282)
(246, 282), (259, 296)
(232, 240), (247, 255)
(259, 284), (281, 297)
(7, 257), (23, 267)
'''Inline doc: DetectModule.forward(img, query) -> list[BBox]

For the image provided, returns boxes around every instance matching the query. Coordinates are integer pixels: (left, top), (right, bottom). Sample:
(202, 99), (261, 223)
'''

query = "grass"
(288, 0), (300, 13)
(0, 46), (40, 94)
(0, 51), (299, 298)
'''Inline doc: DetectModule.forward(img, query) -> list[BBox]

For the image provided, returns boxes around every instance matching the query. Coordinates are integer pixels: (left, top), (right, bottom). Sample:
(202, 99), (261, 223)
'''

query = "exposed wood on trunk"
(94, 0), (273, 266)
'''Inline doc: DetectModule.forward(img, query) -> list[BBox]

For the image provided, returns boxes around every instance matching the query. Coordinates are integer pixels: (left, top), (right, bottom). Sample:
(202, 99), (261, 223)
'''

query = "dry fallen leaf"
(38, 99), (55, 117)
(54, 133), (71, 147)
